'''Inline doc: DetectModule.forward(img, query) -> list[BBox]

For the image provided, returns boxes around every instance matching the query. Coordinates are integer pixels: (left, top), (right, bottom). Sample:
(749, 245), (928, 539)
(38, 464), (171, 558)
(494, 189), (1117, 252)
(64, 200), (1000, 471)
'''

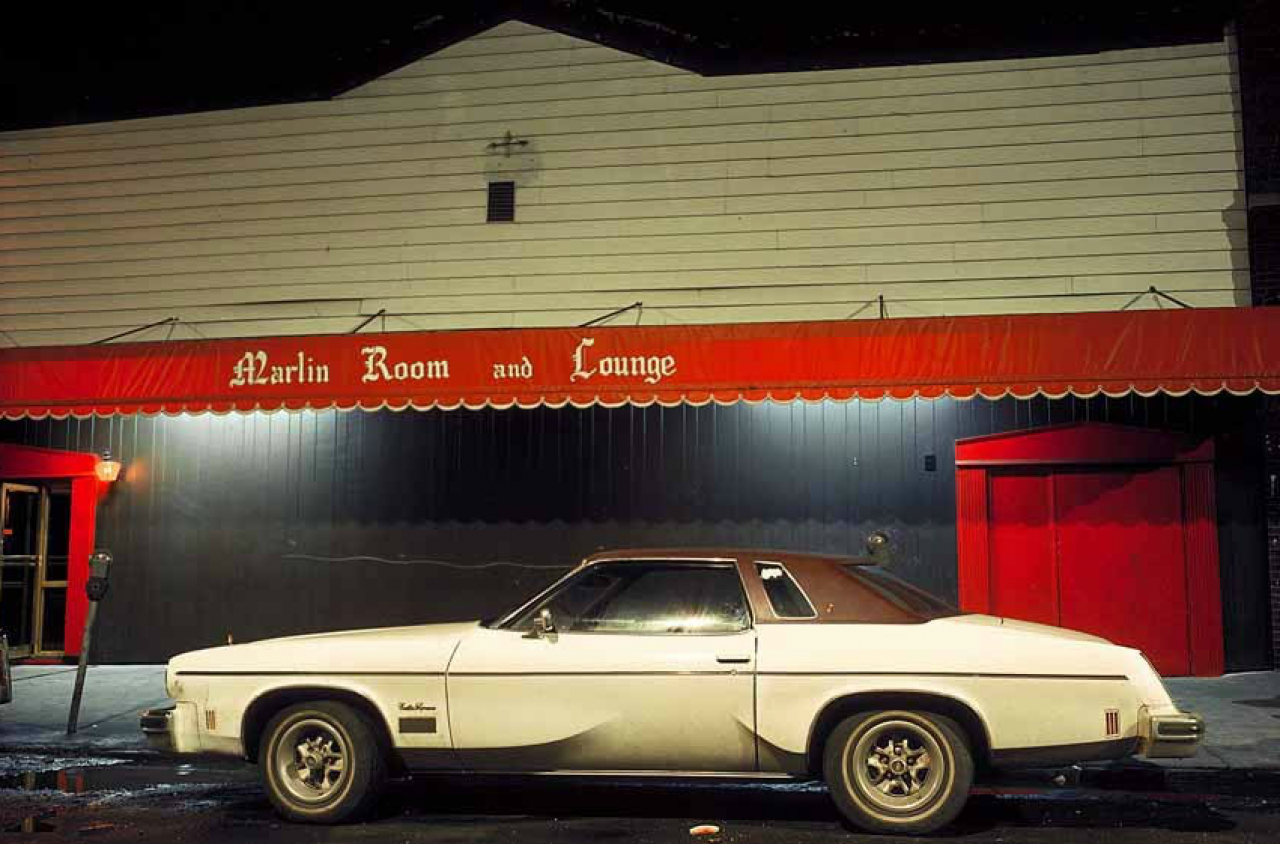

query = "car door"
(447, 560), (757, 773)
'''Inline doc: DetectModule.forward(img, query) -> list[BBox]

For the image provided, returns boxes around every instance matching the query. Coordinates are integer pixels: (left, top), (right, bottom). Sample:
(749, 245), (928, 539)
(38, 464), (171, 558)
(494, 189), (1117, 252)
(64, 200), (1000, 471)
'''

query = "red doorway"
(956, 423), (1224, 676)
(0, 443), (101, 660)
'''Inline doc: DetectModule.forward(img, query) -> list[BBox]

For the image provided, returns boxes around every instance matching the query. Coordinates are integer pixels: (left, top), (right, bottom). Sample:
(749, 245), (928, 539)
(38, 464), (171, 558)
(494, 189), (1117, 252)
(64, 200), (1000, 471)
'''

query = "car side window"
(511, 562), (750, 634)
(755, 562), (816, 618)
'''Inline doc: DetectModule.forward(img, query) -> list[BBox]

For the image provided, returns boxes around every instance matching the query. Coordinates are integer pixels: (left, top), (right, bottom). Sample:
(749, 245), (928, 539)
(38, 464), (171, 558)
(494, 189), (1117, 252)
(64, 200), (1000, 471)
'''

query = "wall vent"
(487, 181), (516, 222)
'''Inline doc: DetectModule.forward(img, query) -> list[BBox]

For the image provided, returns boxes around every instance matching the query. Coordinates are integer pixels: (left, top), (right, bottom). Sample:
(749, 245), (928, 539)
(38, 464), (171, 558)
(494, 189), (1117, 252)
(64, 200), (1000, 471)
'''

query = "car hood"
(169, 621), (479, 675)
(940, 613), (1112, 645)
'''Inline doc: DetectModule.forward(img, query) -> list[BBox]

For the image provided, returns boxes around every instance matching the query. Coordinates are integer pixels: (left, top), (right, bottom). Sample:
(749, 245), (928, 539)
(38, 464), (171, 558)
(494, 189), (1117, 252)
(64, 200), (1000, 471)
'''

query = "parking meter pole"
(66, 603), (99, 734)
(67, 550), (112, 736)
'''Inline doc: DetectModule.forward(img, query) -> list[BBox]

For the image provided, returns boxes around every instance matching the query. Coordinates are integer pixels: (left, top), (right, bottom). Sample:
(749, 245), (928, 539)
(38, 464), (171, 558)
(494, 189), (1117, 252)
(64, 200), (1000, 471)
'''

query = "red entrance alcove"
(0, 442), (102, 659)
(955, 422), (1224, 677)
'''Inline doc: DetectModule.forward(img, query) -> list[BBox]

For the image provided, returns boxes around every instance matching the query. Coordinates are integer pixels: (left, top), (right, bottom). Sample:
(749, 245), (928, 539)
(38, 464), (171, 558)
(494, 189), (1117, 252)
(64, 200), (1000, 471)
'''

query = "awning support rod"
(1121, 286), (1193, 311)
(580, 301), (643, 328)
(91, 317), (178, 345)
(1151, 287), (1193, 309)
(351, 309), (387, 334)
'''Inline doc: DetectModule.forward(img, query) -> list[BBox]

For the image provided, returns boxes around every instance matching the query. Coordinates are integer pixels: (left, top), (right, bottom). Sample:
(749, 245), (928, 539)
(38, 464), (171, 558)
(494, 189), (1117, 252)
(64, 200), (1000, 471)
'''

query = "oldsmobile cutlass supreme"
(142, 549), (1203, 834)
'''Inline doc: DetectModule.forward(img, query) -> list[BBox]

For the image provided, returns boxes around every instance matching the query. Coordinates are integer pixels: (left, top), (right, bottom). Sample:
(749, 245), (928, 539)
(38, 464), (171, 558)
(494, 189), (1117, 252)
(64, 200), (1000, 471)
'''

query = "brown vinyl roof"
(579, 548), (955, 624)
(582, 548), (875, 567)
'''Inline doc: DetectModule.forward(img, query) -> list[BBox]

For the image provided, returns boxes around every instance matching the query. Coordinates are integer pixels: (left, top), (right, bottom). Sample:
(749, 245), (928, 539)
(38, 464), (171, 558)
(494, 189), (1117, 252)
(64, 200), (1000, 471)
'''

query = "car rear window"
(755, 562), (815, 618)
(842, 565), (960, 619)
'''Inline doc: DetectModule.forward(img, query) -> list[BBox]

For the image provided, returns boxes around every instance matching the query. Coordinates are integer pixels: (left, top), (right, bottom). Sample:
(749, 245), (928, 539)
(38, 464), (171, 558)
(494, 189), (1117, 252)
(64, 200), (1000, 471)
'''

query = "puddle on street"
(4, 813), (55, 834)
(0, 753), (127, 778)
(0, 756), (257, 795)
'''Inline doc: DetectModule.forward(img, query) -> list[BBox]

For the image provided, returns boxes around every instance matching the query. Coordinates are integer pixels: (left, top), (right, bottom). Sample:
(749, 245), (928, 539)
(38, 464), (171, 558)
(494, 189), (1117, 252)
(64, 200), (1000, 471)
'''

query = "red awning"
(1, 308), (1278, 419)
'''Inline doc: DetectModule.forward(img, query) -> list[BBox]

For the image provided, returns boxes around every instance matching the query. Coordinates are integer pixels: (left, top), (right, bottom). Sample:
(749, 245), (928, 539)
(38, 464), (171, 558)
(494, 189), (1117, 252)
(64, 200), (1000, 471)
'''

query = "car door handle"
(716, 656), (751, 664)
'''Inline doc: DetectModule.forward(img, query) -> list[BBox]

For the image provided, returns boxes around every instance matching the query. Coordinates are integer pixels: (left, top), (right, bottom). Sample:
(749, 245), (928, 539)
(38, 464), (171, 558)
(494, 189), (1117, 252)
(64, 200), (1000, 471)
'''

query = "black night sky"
(0, 1), (1243, 132)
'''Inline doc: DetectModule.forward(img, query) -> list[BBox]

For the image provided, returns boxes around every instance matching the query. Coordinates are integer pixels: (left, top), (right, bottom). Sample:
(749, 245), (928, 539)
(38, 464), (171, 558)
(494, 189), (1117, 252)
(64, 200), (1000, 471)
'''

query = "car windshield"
(843, 565), (961, 620)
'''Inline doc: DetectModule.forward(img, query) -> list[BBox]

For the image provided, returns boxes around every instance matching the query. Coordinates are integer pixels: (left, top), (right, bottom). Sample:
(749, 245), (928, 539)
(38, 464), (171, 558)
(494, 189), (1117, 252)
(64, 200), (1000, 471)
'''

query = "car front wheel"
(260, 700), (387, 824)
(823, 709), (973, 835)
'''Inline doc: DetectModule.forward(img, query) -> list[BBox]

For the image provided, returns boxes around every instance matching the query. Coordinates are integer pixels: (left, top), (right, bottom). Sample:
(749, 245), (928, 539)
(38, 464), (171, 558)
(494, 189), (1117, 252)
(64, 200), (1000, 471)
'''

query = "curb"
(4, 744), (1280, 799)
(992, 764), (1280, 797)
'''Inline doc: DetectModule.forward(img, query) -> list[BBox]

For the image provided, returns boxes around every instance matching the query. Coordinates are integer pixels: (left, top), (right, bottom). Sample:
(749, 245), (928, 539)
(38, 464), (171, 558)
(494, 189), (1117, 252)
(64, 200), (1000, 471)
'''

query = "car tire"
(259, 700), (387, 824)
(822, 709), (973, 835)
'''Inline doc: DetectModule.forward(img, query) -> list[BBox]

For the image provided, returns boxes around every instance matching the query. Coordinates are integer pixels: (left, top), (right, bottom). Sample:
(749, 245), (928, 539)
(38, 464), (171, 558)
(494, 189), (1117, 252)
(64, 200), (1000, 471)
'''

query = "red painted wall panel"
(955, 467), (991, 614)
(1054, 468), (1191, 676)
(1183, 463), (1226, 676)
(988, 471), (1058, 626)
(65, 476), (98, 658)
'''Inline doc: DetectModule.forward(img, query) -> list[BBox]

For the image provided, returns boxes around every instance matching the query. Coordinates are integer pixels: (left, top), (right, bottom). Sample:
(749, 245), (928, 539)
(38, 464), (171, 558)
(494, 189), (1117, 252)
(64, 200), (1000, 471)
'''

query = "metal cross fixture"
(487, 131), (529, 157)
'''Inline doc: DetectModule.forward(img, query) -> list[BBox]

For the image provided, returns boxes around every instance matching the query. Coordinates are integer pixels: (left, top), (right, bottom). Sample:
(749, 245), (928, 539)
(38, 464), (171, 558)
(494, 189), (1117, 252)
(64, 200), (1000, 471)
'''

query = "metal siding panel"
(955, 466), (991, 613)
(988, 470), (1058, 625)
(1183, 462), (1227, 675)
(0, 37), (1247, 342)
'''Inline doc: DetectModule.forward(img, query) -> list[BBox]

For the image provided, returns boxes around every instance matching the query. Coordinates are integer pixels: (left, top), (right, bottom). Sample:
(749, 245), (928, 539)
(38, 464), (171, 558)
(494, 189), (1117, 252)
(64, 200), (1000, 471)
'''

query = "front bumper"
(1138, 708), (1205, 759)
(140, 702), (202, 754)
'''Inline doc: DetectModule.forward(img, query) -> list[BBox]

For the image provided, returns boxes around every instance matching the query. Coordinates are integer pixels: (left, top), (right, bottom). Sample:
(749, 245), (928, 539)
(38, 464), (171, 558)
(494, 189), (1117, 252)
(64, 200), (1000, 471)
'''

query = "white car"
(142, 548), (1202, 834)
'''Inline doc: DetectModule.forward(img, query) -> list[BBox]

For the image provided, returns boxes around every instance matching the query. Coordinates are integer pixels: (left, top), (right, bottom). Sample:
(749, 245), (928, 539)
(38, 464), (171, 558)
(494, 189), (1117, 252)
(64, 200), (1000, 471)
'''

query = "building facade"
(0, 19), (1275, 671)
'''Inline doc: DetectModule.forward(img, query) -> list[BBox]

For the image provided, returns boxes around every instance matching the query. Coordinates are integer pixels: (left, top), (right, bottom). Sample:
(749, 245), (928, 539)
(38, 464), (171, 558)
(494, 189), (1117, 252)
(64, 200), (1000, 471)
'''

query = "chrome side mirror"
(524, 608), (556, 639)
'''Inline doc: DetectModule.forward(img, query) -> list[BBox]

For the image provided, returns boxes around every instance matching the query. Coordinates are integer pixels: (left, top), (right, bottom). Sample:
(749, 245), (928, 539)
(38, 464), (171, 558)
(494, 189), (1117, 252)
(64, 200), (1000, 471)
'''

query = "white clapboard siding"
(0, 20), (1248, 346)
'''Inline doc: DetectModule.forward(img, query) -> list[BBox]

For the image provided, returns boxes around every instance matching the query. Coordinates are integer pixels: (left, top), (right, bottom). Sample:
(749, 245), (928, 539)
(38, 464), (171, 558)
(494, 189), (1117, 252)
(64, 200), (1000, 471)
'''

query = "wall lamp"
(95, 450), (122, 483)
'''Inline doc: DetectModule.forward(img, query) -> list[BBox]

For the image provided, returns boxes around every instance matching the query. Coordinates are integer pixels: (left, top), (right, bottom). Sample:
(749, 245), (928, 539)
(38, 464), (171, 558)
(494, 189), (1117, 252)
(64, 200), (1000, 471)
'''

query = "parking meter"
(86, 551), (112, 602)
(67, 550), (113, 734)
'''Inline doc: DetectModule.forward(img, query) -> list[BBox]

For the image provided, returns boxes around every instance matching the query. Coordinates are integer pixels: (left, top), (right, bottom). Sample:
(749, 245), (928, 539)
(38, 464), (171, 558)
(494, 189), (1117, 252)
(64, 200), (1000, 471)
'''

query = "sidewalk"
(0, 664), (170, 752)
(2, 664), (1277, 769)
(1160, 671), (1280, 769)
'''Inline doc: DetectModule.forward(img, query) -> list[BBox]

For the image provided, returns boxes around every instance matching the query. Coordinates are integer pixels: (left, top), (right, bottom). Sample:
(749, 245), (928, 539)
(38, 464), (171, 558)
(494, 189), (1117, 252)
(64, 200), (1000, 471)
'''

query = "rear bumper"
(1138, 709), (1205, 759)
(140, 703), (202, 754)
(990, 707), (1204, 769)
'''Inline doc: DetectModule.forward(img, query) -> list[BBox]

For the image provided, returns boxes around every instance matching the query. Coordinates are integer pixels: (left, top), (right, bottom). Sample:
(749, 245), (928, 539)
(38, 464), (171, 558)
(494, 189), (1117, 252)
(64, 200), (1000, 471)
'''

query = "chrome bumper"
(140, 706), (176, 752)
(140, 702), (203, 754)
(1139, 709), (1205, 759)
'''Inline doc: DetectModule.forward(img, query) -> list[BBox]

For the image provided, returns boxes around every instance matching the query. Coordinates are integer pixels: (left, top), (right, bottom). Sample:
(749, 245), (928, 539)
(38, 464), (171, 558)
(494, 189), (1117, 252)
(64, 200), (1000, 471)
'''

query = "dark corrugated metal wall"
(0, 393), (1269, 669)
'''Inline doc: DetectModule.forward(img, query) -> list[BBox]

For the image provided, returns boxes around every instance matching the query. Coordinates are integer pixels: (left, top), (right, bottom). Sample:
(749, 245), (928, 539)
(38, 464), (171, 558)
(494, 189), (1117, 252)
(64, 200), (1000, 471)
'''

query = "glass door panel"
(0, 484), (41, 657)
(35, 487), (70, 656)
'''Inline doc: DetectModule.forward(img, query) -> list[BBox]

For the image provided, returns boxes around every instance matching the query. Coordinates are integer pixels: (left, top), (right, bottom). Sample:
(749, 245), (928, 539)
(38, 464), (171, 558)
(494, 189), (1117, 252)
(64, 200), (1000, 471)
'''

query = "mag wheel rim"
(274, 717), (350, 804)
(848, 718), (948, 815)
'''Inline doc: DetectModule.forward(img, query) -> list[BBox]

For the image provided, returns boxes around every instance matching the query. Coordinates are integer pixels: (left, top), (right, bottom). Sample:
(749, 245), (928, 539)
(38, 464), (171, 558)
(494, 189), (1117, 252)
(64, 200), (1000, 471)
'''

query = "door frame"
(0, 443), (102, 660)
(954, 422), (1224, 676)
(1, 482), (42, 657)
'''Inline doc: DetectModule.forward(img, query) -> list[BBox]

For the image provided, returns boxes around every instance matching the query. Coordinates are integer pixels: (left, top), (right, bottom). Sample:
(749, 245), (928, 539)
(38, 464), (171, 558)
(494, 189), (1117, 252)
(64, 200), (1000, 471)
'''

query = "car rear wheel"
(823, 709), (973, 835)
(260, 700), (387, 824)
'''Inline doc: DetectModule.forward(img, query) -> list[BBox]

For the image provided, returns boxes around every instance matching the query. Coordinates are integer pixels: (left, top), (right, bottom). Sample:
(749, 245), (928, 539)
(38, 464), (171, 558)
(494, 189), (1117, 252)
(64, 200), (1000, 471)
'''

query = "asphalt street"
(3, 752), (1280, 843)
